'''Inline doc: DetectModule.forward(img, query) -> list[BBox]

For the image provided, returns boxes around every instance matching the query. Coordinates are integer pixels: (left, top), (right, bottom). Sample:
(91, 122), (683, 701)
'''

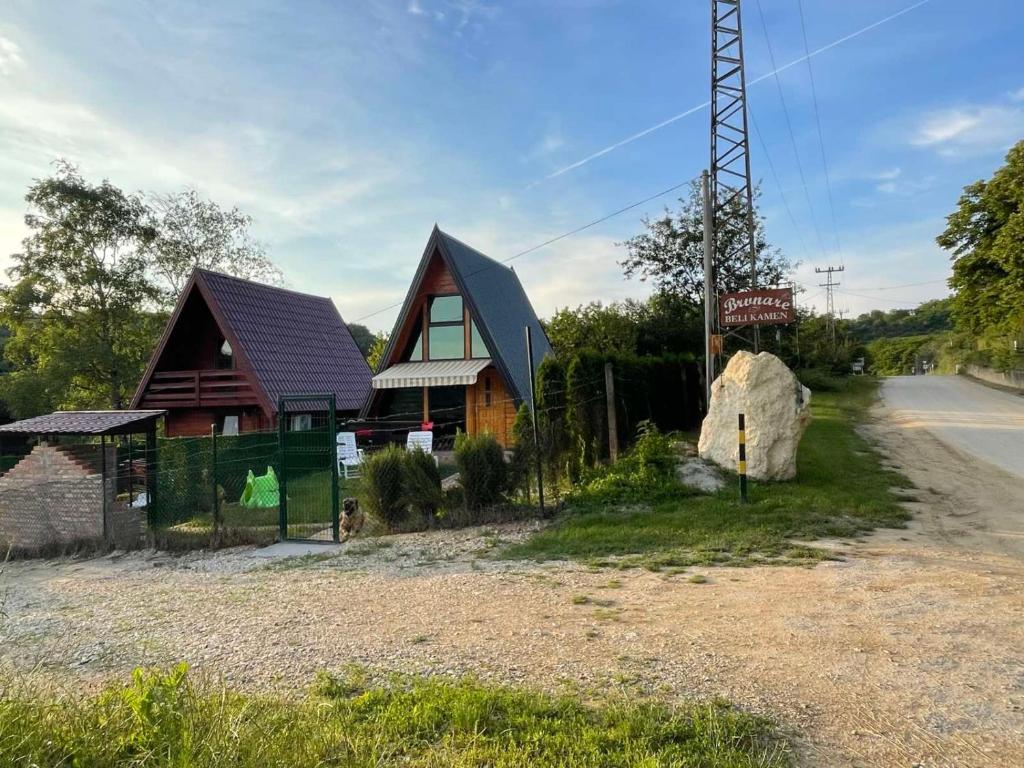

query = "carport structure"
(0, 410), (165, 551)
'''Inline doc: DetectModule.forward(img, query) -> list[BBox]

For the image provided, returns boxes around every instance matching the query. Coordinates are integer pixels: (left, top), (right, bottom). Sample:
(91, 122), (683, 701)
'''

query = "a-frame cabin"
(362, 226), (551, 447)
(132, 269), (371, 437)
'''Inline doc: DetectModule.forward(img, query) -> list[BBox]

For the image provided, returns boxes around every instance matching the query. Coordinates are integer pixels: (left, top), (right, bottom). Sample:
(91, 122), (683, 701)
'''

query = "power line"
(749, 107), (811, 263)
(754, 0), (827, 258)
(796, 0), (843, 262)
(540, 0), (932, 183)
(351, 179), (693, 323)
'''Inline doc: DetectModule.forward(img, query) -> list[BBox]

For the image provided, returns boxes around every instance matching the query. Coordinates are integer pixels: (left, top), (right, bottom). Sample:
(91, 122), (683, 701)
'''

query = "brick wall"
(0, 443), (144, 554)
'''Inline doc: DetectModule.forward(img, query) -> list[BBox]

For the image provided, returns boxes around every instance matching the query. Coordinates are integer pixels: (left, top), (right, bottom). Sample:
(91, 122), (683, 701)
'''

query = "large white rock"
(698, 351), (811, 481)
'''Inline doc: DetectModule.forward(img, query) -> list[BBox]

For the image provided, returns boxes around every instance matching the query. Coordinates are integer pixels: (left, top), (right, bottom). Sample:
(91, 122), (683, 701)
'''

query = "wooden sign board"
(719, 288), (795, 327)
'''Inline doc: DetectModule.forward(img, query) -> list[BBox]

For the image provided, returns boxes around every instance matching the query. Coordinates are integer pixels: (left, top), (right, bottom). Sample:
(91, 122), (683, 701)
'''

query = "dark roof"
(133, 270), (372, 413)
(435, 230), (552, 404)
(0, 410), (165, 436)
(370, 227), (551, 407)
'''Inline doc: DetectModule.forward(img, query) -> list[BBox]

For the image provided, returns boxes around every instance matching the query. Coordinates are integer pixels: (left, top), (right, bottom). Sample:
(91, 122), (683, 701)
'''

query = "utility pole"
(702, 169), (715, 409)
(815, 265), (844, 346)
(711, 0), (759, 352)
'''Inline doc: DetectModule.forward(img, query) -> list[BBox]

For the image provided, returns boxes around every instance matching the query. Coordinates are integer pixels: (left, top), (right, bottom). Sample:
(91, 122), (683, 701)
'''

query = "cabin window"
(290, 414), (312, 432)
(428, 295), (465, 360)
(215, 338), (234, 369)
(430, 295), (463, 323)
(484, 376), (492, 407)
(401, 317), (423, 362)
(470, 320), (489, 358)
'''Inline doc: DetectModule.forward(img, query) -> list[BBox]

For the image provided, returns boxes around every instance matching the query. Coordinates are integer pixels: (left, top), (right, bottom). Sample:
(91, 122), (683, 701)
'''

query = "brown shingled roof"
(132, 269), (372, 414)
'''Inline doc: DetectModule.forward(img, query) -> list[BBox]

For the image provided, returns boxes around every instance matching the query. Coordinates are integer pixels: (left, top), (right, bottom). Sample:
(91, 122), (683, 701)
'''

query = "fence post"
(604, 362), (619, 463)
(277, 400), (288, 541)
(329, 394), (340, 543)
(210, 423), (221, 540)
(738, 413), (748, 504)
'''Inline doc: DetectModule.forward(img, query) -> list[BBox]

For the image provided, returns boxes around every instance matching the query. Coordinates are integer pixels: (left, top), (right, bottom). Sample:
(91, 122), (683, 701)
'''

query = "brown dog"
(340, 497), (364, 542)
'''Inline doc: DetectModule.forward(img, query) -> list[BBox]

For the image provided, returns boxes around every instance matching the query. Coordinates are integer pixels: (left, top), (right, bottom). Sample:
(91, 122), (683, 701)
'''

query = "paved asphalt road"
(880, 375), (1024, 480)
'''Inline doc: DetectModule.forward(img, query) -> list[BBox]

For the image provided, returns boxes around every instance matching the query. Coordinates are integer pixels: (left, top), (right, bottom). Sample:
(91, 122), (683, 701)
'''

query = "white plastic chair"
(406, 430), (438, 465)
(336, 432), (364, 479)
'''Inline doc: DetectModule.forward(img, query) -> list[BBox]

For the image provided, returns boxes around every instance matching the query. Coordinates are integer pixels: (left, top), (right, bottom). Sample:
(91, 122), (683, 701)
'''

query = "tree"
(347, 323), (376, 358)
(0, 162), (161, 413)
(147, 189), (281, 304)
(938, 140), (1024, 369)
(366, 331), (389, 372)
(619, 180), (791, 305)
(544, 302), (639, 357)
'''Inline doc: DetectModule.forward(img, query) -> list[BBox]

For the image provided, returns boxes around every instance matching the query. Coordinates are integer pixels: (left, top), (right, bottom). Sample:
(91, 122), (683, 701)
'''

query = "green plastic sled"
(239, 466), (280, 508)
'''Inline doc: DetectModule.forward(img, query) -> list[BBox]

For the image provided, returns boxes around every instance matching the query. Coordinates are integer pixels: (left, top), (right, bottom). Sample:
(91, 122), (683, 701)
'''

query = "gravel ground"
(2, 394), (1023, 767)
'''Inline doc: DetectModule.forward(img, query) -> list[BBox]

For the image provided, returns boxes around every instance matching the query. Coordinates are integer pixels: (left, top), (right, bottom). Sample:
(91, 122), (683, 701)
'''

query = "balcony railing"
(138, 370), (260, 409)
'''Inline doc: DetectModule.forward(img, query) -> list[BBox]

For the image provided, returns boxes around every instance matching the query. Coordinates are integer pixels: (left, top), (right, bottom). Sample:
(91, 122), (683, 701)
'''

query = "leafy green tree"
(147, 189), (281, 304)
(544, 302), (639, 357)
(938, 140), (1024, 368)
(347, 323), (376, 357)
(619, 181), (791, 304)
(0, 162), (161, 414)
(366, 331), (389, 371)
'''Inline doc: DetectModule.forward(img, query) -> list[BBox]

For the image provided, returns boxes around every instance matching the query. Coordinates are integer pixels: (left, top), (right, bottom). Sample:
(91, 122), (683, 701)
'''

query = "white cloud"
(872, 167), (902, 181)
(1009, 86), (1024, 102)
(910, 105), (1024, 156)
(0, 35), (24, 75)
(407, 0), (426, 16)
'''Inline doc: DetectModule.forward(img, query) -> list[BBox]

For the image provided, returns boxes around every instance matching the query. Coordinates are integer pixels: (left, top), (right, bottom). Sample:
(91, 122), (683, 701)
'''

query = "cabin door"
(472, 371), (508, 444)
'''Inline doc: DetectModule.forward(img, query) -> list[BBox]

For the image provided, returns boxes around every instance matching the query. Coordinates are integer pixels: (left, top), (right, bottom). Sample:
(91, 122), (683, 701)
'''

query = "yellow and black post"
(738, 413), (748, 504)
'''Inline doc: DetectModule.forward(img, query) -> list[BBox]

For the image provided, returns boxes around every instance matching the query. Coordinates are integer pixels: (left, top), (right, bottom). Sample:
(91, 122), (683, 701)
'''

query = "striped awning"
(371, 359), (492, 389)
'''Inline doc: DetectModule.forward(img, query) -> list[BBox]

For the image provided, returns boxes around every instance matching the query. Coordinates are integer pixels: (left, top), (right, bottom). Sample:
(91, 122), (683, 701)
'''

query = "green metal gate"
(277, 394), (339, 542)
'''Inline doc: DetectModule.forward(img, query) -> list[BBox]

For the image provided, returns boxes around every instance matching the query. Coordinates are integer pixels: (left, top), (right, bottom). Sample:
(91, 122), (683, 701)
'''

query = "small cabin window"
(427, 295), (465, 360)
(290, 414), (312, 432)
(470, 320), (489, 358)
(484, 376), (492, 407)
(215, 338), (234, 369)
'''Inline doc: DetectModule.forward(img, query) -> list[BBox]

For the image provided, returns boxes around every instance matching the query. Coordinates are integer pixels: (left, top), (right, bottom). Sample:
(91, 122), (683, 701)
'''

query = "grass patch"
(0, 664), (790, 767)
(503, 378), (910, 570)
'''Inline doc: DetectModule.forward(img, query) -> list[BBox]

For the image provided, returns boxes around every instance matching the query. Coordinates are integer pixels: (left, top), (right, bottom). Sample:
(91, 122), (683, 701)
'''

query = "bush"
(358, 445), (407, 528)
(455, 431), (507, 510)
(403, 449), (442, 520)
(570, 422), (683, 504)
(795, 368), (848, 393)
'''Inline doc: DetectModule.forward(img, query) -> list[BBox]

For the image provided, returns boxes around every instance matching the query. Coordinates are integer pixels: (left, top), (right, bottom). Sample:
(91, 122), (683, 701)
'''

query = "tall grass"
(0, 665), (790, 767)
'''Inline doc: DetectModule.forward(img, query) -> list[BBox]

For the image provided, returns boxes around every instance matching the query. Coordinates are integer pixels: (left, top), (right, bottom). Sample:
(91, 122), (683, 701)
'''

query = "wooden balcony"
(138, 370), (261, 409)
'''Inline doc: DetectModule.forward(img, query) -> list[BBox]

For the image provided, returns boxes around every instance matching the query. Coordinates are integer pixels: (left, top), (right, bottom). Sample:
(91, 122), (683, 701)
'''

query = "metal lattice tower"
(711, 0), (758, 294)
(815, 265), (844, 344)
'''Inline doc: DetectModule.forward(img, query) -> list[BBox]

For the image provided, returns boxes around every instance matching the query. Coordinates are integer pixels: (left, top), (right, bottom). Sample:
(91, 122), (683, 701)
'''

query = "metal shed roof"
(0, 410), (166, 436)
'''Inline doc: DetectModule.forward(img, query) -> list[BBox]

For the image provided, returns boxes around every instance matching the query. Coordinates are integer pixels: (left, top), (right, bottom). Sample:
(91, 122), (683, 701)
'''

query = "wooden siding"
(467, 367), (515, 447)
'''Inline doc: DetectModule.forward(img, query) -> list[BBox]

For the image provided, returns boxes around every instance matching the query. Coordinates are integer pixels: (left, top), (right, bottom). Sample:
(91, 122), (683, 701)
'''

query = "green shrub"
(403, 448), (442, 520)
(795, 368), (848, 393)
(570, 422), (683, 504)
(358, 445), (407, 528)
(455, 431), (507, 510)
(507, 403), (535, 500)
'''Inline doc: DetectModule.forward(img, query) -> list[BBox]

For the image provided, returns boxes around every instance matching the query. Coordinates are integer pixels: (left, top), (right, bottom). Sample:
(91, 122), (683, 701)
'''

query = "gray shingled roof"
(198, 270), (372, 411)
(0, 410), (165, 436)
(434, 229), (552, 403)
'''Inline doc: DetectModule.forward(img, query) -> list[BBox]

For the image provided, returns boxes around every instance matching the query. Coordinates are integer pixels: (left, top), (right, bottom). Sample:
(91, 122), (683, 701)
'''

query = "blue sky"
(1, 0), (1022, 332)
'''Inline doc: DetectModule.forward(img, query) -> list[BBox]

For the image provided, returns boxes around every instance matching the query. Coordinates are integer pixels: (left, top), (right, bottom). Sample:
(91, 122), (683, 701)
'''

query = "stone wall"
(965, 365), (1024, 392)
(0, 443), (144, 554)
